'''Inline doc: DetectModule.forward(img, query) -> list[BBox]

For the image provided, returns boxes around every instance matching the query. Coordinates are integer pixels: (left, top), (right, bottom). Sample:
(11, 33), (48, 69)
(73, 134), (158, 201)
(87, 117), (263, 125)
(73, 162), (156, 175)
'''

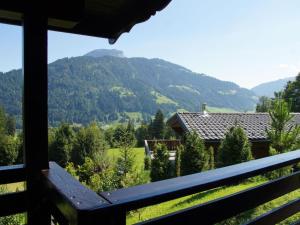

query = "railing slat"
(43, 162), (111, 224)
(101, 150), (300, 211)
(137, 171), (300, 225)
(246, 198), (300, 225)
(0, 164), (26, 185)
(0, 191), (27, 217)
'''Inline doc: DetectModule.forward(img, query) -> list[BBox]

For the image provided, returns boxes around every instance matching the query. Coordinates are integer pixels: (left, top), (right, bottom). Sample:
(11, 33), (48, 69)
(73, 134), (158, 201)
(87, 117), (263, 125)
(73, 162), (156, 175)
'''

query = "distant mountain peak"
(251, 76), (295, 97)
(84, 49), (125, 58)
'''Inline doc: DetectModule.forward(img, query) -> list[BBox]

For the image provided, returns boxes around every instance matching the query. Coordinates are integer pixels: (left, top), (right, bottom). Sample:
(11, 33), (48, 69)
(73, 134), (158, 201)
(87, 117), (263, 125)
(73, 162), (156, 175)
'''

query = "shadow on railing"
(1, 150), (300, 225)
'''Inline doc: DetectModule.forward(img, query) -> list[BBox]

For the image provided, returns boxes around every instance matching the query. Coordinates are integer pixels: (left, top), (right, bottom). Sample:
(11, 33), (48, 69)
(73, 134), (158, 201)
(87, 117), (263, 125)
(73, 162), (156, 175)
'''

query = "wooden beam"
(0, 164), (25, 185)
(101, 150), (300, 211)
(23, 3), (49, 224)
(246, 198), (300, 225)
(138, 171), (300, 225)
(0, 191), (27, 217)
(43, 162), (111, 224)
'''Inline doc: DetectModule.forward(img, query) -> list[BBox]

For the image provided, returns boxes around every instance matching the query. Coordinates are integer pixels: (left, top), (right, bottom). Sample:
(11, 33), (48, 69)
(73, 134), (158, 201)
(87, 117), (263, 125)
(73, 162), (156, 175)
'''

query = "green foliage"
(135, 122), (150, 147)
(72, 122), (107, 165)
(144, 156), (151, 171)
(256, 96), (273, 112)
(267, 97), (300, 153)
(49, 123), (75, 167)
(0, 135), (18, 166)
(181, 131), (208, 175)
(218, 126), (253, 167)
(112, 122), (137, 188)
(0, 55), (256, 126)
(104, 127), (115, 148)
(150, 110), (165, 139)
(150, 144), (172, 182)
(77, 156), (117, 192)
(207, 146), (215, 170)
(65, 162), (77, 177)
(283, 73), (300, 112)
(175, 145), (183, 176)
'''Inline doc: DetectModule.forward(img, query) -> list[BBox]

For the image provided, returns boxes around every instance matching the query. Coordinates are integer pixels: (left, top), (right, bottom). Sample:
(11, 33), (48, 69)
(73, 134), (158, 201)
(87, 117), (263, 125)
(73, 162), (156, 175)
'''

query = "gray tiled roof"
(176, 112), (300, 141)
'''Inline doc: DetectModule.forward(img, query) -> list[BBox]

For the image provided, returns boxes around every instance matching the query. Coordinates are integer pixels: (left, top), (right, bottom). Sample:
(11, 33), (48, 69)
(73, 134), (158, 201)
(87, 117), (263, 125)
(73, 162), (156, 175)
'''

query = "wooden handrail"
(101, 149), (300, 211)
(0, 164), (26, 185)
(41, 150), (300, 225)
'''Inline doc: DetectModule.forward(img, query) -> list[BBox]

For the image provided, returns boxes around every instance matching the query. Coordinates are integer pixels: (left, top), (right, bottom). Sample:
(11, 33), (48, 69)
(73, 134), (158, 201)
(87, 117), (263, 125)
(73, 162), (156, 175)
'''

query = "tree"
(175, 145), (183, 176)
(267, 97), (300, 153)
(207, 146), (215, 170)
(256, 96), (273, 112)
(49, 123), (75, 167)
(283, 73), (300, 112)
(151, 110), (165, 139)
(218, 126), (252, 167)
(72, 123), (107, 165)
(144, 155), (151, 170)
(115, 126), (136, 187)
(0, 135), (18, 166)
(135, 122), (149, 147)
(150, 143), (172, 181)
(181, 131), (208, 176)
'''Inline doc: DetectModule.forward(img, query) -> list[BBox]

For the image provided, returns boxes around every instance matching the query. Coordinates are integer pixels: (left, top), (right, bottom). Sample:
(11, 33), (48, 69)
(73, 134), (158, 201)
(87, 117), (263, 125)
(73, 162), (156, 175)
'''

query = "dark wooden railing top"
(1, 150), (300, 224)
(101, 149), (300, 210)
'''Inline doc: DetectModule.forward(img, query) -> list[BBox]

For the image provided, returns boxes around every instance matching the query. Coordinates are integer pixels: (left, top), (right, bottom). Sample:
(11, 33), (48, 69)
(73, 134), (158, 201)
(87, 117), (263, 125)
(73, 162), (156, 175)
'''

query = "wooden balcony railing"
(1, 149), (299, 225)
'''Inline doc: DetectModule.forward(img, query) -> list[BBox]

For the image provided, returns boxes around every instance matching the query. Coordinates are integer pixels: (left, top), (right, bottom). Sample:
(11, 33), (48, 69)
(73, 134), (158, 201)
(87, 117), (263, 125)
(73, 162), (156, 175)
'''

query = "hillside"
(251, 77), (295, 97)
(0, 50), (257, 126)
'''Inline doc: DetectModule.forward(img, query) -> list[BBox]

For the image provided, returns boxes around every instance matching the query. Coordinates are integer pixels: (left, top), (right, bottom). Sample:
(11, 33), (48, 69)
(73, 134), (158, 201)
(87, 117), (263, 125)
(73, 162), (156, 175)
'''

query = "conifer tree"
(175, 145), (183, 176)
(218, 126), (252, 167)
(207, 146), (215, 170)
(267, 97), (300, 153)
(150, 143), (171, 181)
(181, 131), (208, 175)
(151, 110), (165, 139)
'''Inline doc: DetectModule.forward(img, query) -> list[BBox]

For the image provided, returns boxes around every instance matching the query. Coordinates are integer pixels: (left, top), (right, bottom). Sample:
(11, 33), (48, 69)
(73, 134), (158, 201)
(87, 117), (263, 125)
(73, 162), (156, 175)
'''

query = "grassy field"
(107, 147), (145, 170)
(0, 182), (25, 193)
(107, 148), (299, 225)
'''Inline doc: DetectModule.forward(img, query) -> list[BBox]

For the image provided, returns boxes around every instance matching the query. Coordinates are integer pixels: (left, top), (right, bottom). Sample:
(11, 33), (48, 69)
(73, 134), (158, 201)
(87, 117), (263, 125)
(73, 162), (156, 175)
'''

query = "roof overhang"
(0, 0), (171, 43)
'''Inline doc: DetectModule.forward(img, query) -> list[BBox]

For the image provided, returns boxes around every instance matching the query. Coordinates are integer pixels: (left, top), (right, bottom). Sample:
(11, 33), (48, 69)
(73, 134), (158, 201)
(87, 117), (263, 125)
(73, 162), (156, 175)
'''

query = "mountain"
(251, 77), (295, 97)
(84, 49), (124, 58)
(0, 50), (257, 126)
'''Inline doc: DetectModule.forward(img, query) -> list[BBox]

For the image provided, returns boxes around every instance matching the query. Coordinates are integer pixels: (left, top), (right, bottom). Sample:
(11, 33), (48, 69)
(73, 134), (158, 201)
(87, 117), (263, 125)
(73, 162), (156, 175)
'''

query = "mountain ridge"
(0, 50), (258, 126)
(251, 76), (295, 97)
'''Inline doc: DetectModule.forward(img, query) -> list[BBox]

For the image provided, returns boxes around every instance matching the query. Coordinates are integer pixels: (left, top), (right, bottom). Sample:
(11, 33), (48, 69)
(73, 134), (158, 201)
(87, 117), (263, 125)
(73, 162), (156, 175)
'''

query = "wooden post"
(23, 4), (50, 225)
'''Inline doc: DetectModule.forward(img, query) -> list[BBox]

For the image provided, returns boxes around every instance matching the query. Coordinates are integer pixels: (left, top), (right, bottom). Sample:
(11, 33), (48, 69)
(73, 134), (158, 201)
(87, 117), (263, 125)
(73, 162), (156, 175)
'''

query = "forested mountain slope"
(0, 50), (257, 126)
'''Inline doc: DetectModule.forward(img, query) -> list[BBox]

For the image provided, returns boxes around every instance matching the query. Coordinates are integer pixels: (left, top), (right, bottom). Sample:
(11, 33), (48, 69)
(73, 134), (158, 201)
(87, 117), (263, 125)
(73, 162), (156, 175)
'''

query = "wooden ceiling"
(0, 0), (171, 43)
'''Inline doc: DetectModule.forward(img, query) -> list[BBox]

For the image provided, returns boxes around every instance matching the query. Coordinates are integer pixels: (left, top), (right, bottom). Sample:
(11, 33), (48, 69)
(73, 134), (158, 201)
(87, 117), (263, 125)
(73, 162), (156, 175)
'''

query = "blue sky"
(1, 0), (300, 88)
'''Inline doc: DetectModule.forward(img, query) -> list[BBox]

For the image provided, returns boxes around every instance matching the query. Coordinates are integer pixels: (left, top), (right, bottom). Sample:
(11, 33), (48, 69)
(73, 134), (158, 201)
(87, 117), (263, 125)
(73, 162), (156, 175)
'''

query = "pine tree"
(267, 97), (300, 153)
(181, 131), (208, 176)
(150, 143), (172, 181)
(207, 146), (215, 170)
(135, 122), (149, 147)
(175, 145), (183, 176)
(151, 110), (165, 139)
(218, 126), (252, 167)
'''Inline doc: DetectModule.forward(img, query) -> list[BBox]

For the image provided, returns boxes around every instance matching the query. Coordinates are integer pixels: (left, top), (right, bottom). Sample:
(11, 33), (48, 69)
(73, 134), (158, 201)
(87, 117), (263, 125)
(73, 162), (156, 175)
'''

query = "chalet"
(168, 112), (300, 158)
